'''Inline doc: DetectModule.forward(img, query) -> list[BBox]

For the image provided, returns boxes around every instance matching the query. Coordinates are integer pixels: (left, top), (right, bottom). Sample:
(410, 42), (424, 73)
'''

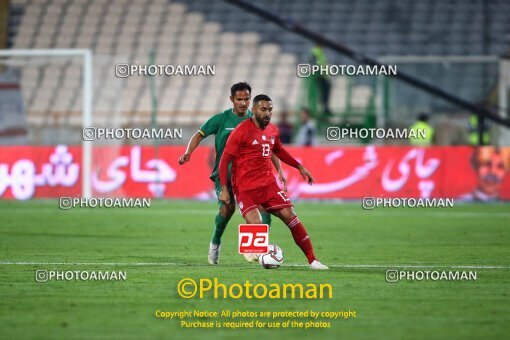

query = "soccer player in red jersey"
(218, 94), (328, 270)
(178, 83), (286, 265)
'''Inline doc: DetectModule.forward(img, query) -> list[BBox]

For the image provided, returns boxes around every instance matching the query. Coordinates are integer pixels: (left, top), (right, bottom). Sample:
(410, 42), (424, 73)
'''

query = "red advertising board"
(1, 145), (509, 201)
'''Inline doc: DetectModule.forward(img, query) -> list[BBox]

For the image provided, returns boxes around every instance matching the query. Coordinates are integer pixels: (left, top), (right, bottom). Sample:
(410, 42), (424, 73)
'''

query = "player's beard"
(256, 115), (270, 128)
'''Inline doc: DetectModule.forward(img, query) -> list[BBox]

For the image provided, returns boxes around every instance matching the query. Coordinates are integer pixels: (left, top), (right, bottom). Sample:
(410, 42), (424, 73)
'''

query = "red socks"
(287, 217), (316, 264)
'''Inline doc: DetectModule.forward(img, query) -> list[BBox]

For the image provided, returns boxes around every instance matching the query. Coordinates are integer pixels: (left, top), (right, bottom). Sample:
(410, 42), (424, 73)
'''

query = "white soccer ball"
(258, 244), (284, 269)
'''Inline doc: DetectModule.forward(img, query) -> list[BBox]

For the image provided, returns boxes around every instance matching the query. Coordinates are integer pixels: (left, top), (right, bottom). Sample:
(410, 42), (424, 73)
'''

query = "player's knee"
(220, 204), (235, 219)
(247, 216), (262, 224)
(245, 210), (262, 224)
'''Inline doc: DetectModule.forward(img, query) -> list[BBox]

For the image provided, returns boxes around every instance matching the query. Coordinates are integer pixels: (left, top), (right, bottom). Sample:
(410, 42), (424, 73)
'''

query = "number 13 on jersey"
(262, 144), (270, 156)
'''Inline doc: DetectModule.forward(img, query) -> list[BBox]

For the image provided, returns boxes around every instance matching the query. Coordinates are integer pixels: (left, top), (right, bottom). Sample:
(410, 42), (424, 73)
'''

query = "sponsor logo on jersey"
(252, 140), (259, 145)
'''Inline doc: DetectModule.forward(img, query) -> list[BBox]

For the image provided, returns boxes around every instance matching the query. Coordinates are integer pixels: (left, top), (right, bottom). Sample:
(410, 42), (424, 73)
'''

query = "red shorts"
(235, 182), (293, 217)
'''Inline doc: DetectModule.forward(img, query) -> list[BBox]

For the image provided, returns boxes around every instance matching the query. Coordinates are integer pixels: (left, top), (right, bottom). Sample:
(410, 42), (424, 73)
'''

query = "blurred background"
(1, 0), (510, 201)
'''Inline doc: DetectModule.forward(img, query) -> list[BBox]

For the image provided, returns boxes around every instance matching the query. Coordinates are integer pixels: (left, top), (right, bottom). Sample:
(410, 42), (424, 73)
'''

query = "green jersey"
(198, 108), (252, 180)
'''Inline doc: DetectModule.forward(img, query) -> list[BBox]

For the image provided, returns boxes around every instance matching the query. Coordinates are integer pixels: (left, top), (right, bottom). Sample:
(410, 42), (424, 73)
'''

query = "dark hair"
(230, 82), (251, 96)
(253, 94), (272, 104)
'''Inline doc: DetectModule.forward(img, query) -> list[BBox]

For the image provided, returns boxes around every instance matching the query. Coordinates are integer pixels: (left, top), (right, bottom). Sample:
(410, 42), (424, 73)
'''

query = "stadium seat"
(6, 0), (510, 131)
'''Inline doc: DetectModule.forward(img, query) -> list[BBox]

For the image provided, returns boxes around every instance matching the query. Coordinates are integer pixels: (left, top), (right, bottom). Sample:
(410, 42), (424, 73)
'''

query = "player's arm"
(179, 114), (220, 165)
(178, 132), (204, 164)
(218, 127), (243, 204)
(218, 151), (234, 205)
(270, 154), (287, 192)
(273, 139), (315, 185)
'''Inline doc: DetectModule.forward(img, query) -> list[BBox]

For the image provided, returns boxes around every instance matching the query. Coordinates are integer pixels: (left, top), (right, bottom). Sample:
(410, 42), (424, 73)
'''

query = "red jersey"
(223, 118), (282, 193)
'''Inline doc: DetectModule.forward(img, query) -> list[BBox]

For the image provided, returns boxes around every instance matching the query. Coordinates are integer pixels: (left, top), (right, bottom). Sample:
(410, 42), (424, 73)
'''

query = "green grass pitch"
(1, 200), (509, 339)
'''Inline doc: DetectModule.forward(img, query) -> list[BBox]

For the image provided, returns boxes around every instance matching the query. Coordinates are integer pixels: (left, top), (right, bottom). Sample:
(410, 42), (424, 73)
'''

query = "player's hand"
(178, 152), (190, 165)
(278, 171), (288, 192)
(219, 188), (230, 205)
(298, 165), (315, 185)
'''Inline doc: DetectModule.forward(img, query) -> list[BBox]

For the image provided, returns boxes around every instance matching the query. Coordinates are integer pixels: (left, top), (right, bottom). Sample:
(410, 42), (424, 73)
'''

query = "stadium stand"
(180, 0), (510, 58)
(7, 0), (302, 127)
(5, 0), (510, 129)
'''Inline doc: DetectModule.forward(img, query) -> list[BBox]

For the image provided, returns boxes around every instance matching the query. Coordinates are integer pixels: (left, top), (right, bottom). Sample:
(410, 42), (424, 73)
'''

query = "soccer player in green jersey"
(178, 82), (286, 265)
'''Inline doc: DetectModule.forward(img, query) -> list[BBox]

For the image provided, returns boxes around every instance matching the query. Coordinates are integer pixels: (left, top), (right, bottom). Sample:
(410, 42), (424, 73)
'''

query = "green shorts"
(214, 177), (234, 208)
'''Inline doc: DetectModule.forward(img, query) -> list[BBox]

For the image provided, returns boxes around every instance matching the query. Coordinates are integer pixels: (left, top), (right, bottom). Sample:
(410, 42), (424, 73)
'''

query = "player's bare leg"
(242, 208), (263, 262)
(271, 207), (328, 270)
(244, 208), (263, 224)
(208, 202), (235, 265)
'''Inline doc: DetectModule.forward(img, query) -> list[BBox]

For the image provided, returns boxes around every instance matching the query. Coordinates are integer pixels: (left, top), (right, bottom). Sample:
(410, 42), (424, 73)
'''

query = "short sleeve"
(198, 114), (222, 138)
(224, 125), (244, 156)
(273, 127), (282, 153)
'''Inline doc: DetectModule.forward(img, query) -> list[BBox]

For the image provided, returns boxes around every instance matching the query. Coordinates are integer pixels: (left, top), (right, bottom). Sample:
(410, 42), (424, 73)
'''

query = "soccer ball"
(258, 244), (284, 269)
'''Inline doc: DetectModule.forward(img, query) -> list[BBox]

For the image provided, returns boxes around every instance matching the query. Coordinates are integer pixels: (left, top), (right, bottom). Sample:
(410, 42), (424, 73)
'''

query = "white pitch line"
(0, 262), (183, 266)
(0, 262), (508, 269)
(314, 264), (510, 269)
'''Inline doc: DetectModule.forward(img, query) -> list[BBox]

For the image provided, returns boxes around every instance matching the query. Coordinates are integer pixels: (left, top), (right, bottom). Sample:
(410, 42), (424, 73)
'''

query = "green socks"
(211, 213), (229, 245)
(261, 211), (272, 230)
